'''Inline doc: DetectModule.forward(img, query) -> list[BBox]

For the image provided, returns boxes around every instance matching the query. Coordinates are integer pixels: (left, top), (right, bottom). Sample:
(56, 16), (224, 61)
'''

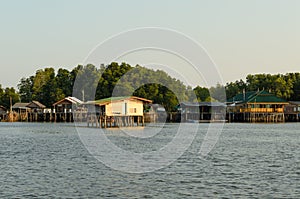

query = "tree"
(209, 83), (226, 102)
(56, 68), (72, 97)
(31, 67), (57, 107)
(1, 87), (20, 108)
(291, 76), (300, 100)
(18, 76), (34, 102)
(225, 79), (246, 99)
(73, 64), (101, 101)
(193, 86), (210, 102)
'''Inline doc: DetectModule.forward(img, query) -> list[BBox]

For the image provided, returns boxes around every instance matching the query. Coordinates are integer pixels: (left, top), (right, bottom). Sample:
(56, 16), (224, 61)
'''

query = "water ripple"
(0, 123), (299, 198)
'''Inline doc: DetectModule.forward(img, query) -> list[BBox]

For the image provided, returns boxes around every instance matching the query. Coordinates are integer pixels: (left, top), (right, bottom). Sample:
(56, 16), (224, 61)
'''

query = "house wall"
(182, 106), (200, 113)
(127, 100), (143, 116)
(237, 103), (286, 113)
(0, 108), (6, 115)
(105, 100), (144, 116)
(55, 103), (73, 113)
(106, 101), (122, 116)
(285, 104), (300, 113)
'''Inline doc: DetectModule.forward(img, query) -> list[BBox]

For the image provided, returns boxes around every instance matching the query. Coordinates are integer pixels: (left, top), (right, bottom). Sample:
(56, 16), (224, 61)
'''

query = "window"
(130, 108), (137, 113)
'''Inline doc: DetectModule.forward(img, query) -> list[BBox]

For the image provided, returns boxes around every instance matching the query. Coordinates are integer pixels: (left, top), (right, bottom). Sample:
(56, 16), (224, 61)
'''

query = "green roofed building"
(227, 90), (289, 122)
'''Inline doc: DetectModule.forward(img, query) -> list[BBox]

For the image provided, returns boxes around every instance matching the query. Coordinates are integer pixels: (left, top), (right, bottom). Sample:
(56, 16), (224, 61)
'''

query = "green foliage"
(209, 83), (226, 102)
(31, 68), (58, 107)
(226, 73), (300, 101)
(56, 68), (72, 97)
(225, 79), (246, 99)
(0, 85), (20, 108)
(292, 78), (300, 100)
(73, 64), (101, 101)
(193, 86), (210, 102)
(18, 76), (34, 102)
(96, 62), (132, 99)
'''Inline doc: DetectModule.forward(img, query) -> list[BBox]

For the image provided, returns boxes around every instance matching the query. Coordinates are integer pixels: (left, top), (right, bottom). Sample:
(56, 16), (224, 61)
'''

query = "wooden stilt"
(99, 116), (102, 128)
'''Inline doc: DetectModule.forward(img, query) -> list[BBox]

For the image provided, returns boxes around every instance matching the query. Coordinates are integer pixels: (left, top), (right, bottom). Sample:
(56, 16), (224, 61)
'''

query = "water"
(0, 122), (299, 198)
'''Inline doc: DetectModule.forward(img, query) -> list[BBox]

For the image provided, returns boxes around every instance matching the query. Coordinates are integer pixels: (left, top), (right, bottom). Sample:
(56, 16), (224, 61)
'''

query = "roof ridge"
(246, 91), (260, 102)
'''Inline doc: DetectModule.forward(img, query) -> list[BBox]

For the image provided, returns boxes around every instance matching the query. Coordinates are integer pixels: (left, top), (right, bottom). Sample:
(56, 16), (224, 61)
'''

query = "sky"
(0, 0), (299, 88)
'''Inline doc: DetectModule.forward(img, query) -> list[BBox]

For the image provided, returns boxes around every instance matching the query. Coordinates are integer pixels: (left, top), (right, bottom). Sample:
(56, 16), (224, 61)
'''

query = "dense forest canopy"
(0, 62), (300, 111)
(16, 62), (192, 111)
(225, 73), (300, 100)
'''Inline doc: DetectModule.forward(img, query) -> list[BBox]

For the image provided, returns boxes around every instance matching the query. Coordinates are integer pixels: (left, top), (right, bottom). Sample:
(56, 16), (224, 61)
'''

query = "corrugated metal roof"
(53, 97), (83, 106)
(67, 97), (83, 104)
(85, 96), (152, 106)
(12, 103), (30, 109)
(0, 105), (6, 111)
(27, 101), (46, 109)
(289, 101), (300, 105)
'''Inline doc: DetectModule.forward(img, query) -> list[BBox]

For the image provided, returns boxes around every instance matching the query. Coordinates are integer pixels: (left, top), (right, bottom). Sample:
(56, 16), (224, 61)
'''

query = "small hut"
(53, 97), (83, 122)
(84, 96), (152, 128)
(12, 103), (30, 113)
(53, 97), (83, 113)
(0, 105), (7, 121)
(285, 101), (300, 122)
(177, 102), (226, 122)
(26, 101), (46, 113)
(0, 105), (6, 114)
(12, 103), (31, 121)
(144, 104), (167, 123)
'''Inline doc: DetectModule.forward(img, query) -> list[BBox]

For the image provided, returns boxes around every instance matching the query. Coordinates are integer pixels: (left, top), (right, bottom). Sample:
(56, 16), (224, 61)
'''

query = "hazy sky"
(0, 0), (299, 88)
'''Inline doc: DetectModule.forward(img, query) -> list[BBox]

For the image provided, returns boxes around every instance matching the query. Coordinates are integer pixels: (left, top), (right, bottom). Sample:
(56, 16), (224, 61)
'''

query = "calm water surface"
(0, 122), (299, 198)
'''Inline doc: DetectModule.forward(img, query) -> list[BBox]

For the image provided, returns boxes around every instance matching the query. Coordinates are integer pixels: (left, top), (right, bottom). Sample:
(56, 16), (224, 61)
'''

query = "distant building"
(177, 102), (226, 122)
(144, 104), (167, 123)
(53, 97), (83, 113)
(285, 101), (300, 122)
(26, 101), (46, 113)
(285, 101), (300, 113)
(12, 103), (31, 113)
(85, 96), (152, 116)
(11, 102), (31, 121)
(227, 90), (289, 122)
(12, 101), (46, 113)
(0, 105), (7, 121)
(0, 105), (6, 114)
(83, 96), (152, 128)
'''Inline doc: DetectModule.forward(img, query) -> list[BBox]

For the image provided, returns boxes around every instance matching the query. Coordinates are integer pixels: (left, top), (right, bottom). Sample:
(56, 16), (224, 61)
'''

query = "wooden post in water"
(94, 115), (98, 127)
(99, 116), (102, 128)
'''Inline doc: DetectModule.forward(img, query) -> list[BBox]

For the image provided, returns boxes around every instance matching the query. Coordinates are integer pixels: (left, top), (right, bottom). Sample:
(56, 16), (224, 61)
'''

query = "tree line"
(0, 62), (300, 111)
(225, 73), (300, 100)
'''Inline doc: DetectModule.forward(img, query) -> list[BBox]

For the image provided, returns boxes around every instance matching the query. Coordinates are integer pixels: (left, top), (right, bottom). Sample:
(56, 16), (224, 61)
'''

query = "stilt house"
(84, 96), (152, 128)
(227, 90), (289, 122)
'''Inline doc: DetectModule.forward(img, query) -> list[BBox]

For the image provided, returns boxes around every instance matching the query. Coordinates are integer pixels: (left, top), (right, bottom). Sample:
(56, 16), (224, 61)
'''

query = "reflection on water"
(0, 123), (299, 198)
